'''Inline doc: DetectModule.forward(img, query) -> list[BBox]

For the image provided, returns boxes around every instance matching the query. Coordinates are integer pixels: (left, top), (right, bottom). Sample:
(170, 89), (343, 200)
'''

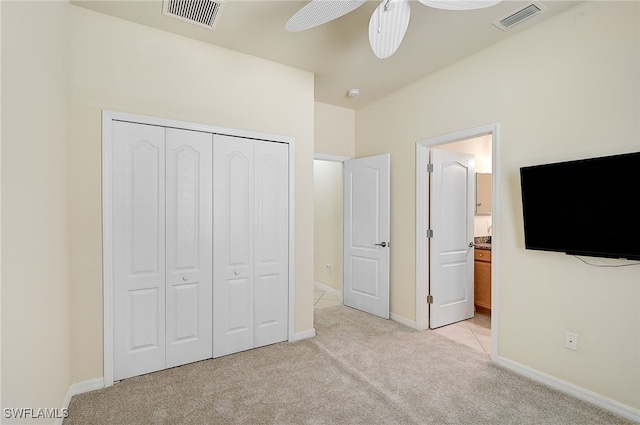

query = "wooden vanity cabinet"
(474, 248), (491, 314)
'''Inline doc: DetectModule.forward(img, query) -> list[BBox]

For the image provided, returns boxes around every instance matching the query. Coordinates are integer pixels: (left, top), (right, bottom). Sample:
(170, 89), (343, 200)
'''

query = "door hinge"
(427, 295), (433, 304)
(426, 163), (434, 173)
(426, 229), (434, 238)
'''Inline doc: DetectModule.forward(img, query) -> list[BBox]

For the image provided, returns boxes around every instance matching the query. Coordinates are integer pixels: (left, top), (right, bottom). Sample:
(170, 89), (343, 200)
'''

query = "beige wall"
(439, 134), (492, 173)
(314, 102), (355, 158)
(3, 0), (638, 418)
(69, 6), (315, 384)
(0, 1), (315, 415)
(313, 160), (343, 291)
(1, 1), (72, 420)
(356, 1), (640, 411)
(312, 102), (355, 293)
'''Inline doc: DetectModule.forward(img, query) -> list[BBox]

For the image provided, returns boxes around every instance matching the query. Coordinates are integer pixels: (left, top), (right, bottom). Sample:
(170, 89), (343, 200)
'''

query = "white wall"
(68, 6), (315, 384)
(1, 1), (72, 421)
(356, 1), (639, 413)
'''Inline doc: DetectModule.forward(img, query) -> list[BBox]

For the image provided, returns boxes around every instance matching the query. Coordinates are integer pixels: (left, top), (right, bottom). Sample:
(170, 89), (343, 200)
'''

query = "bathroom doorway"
(416, 124), (498, 358)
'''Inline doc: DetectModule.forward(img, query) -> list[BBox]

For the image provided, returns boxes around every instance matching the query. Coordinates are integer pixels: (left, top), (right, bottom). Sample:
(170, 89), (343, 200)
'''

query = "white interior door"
(253, 140), (289, 348)
(165, 128), (213, 368)
(343, 154), (390, 319)
(213, 135), (289, 357)
(112, 121), (166, 380)
(429, 149), (475, 329)
(107, 113), (292, 382)
(213, 135), (255, 357)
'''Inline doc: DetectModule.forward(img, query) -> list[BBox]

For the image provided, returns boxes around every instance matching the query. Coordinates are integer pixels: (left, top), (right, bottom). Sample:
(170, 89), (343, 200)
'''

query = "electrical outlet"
(565, 332), (578, 351)
(326, 264), (332, 273)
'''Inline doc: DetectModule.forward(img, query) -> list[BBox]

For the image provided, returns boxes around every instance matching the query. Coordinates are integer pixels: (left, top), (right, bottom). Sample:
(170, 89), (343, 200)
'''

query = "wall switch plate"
(565, 332), (578, 350)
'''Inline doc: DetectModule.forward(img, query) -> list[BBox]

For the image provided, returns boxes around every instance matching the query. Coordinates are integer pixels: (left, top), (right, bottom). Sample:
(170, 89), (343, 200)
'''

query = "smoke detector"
(163, 0), (226, 31)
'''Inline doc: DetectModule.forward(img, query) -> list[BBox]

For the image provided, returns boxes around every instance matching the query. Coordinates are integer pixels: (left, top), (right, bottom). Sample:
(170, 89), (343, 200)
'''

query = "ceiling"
(72, 0), (581, 109)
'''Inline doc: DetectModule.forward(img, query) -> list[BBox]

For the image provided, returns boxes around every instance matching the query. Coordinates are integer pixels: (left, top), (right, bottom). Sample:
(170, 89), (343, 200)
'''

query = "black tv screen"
(520, 151), (640, 261)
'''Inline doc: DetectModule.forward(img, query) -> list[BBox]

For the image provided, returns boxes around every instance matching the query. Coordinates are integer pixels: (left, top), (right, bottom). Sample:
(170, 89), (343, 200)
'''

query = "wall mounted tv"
(520, 151), (640, 261)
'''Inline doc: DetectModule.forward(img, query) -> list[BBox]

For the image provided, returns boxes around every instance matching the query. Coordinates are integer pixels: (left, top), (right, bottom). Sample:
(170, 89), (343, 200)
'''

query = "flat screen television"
(520, 151), (640, 261)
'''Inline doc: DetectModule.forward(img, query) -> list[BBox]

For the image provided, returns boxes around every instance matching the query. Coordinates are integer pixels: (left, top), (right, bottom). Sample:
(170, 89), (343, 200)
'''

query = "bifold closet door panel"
(112, 121), (166, 381)
(213, 135), (255, 358)
(165, 128), (213, 368)
(253, 140), (289, 348)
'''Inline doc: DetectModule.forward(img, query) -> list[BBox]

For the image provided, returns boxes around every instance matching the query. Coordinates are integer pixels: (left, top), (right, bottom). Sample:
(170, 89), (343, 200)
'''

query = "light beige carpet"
(65, 306), (632, 424)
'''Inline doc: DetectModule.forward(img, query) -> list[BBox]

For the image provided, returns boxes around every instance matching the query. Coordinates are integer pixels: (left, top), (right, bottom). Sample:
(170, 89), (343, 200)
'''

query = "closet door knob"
(234, 270), (240, 276)
(182, 276), (188, 281)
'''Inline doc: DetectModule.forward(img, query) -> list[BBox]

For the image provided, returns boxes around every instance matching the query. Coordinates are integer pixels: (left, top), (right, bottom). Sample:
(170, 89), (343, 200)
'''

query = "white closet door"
(253, 141), (289, 348)
(112, 121), (166, 381)
(213, 135), (255, 357)
(165, 128), (213, 367)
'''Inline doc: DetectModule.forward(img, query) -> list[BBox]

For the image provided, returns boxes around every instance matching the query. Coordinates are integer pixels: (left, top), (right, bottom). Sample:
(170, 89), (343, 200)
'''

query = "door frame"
(415, 123), (500, 361)
(102, 110), (296, 386)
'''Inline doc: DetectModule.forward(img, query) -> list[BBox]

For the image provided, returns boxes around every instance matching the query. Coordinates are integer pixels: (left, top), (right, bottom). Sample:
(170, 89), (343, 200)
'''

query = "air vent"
(163, 0), (225, 31)
(492, 2), (547, 31)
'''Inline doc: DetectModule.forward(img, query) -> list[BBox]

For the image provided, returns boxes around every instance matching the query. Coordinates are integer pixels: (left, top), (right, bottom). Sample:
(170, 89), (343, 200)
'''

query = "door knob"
(375, 242), (387, 248)
(469, 242), (475, 248)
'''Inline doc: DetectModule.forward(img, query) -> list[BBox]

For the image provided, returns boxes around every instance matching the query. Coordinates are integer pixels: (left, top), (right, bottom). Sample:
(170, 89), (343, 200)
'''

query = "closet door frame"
(102, 110), (296, 387)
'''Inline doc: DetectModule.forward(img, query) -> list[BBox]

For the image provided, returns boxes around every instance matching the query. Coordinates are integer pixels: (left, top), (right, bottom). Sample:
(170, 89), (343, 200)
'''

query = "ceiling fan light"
(418, 0), (502, 11)
(286, 0), (366, 32)
(384, 0), (397, 11)
(369, 0), (411, 59)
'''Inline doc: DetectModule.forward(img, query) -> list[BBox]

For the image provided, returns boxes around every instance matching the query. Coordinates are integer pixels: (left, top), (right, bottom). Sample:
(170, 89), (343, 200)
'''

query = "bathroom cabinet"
(475, 173), (492, 215)
(474, 248), (491, 314)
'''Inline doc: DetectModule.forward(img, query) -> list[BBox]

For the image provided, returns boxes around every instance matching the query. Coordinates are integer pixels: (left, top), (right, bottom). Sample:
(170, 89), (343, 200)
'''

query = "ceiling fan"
(286, 0), (502, 59)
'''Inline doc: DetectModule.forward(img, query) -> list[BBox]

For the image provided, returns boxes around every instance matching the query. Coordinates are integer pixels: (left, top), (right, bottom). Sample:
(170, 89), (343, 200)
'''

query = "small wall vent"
(163, 0), (226, 31)
(492, 2), (547, 31)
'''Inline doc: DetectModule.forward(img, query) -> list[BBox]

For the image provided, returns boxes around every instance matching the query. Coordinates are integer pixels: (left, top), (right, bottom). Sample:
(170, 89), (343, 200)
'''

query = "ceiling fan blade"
(418, 0), (502, 11)
(368, 0), (411, 59)
(286, 0), (366, 32)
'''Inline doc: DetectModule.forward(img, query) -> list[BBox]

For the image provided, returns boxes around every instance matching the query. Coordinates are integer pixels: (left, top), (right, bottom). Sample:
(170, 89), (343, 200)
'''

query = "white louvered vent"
(163, 0), (225, 31)
(492, 2), (547, 31)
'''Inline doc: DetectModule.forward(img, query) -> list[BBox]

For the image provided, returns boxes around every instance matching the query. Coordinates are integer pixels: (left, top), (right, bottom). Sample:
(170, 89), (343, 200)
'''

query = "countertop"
(474, 236), (491, 251)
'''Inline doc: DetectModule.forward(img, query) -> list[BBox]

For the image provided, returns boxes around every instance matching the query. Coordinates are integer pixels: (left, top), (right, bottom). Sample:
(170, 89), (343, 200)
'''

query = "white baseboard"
(57, 377), (105, 425)
(289, 328), (316, 342)
(313, 282), (342, 298)
(390, 312), (418, 329)
(496, 356), (640, 423)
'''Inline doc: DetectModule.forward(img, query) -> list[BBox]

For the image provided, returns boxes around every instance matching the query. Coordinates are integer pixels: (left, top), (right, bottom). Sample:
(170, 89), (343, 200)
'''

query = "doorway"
(415, 124), (499, 360)
(313, 155), (348, 309)
(312, 153), (391, 320)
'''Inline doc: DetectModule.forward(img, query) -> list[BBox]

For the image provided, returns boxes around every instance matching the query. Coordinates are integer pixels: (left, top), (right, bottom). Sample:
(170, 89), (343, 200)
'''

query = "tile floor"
(313, 288), (343, 309)
(313, 288), (491, 356)
(431, 312), (492, 356)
